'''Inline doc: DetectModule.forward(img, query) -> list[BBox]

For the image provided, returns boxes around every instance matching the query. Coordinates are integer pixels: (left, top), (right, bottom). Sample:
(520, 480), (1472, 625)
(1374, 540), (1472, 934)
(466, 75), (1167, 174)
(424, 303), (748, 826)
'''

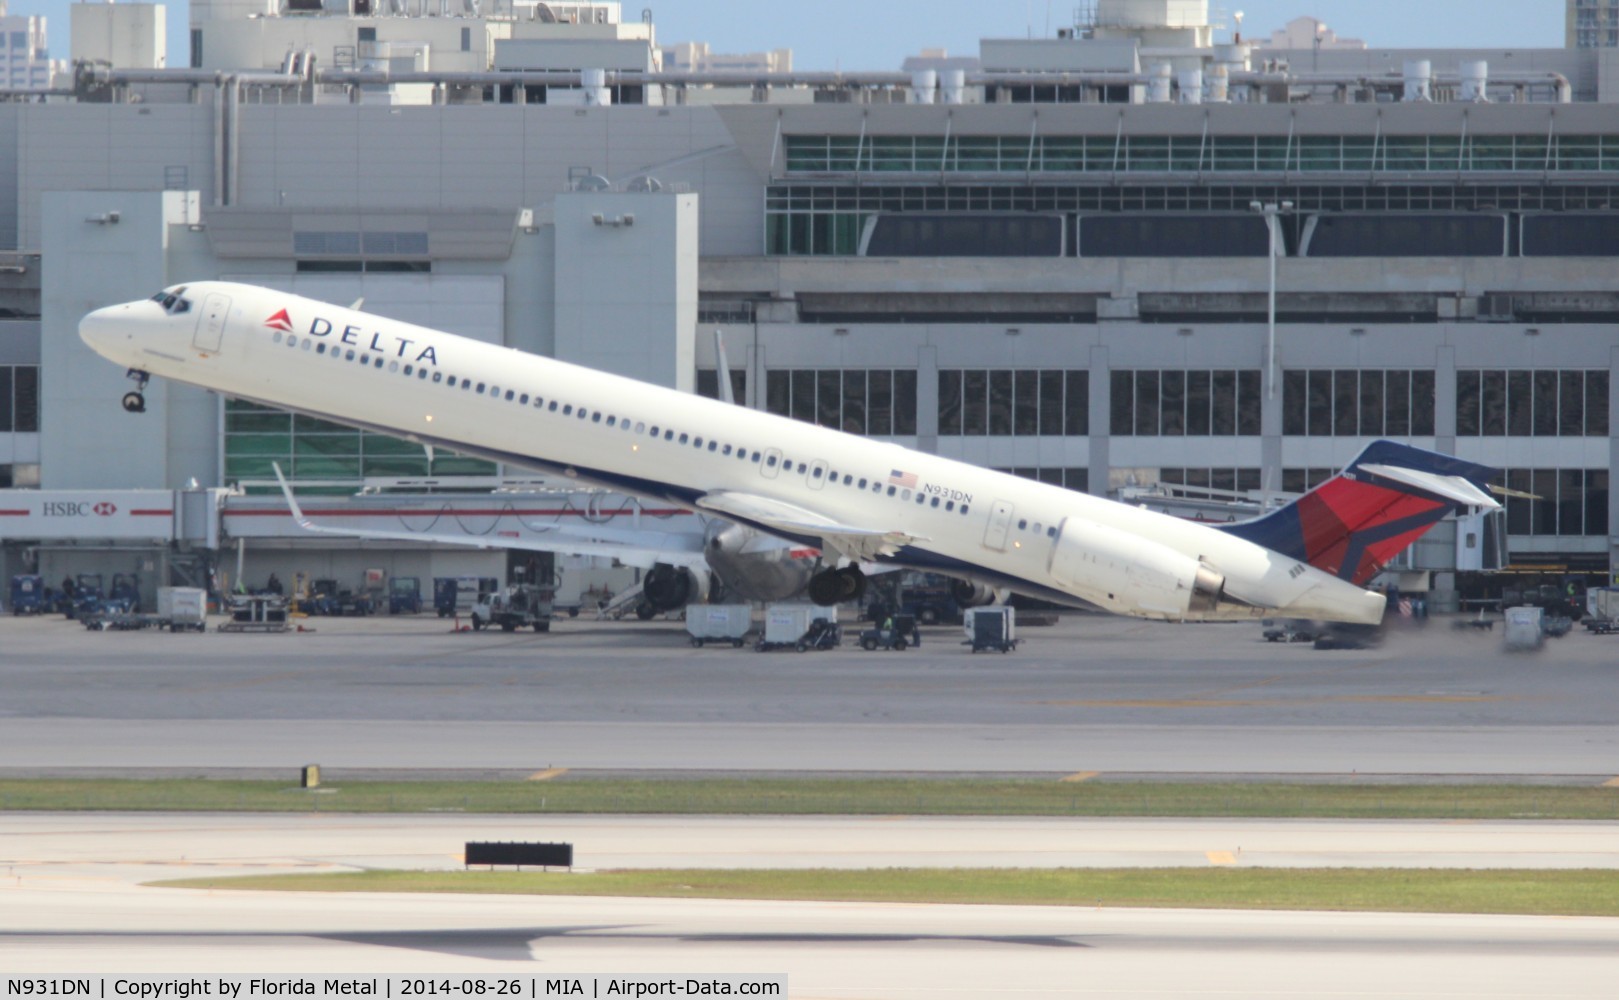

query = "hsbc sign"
(0, 491), (176, 541)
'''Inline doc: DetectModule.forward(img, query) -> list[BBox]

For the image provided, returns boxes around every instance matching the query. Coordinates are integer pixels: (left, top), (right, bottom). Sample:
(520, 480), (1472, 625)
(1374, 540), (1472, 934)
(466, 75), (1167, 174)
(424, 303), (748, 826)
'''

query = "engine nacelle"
(949, 578), (999, 608)
(1047, 516), (1226, 619)
(642, 563), (699, 611)
(702, 521), (816, 603)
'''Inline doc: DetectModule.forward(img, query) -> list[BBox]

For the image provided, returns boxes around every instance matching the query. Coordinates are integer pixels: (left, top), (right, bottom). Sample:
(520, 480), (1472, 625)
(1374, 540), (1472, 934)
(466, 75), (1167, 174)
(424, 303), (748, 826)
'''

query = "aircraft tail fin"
(1219, 441), (1500, 587)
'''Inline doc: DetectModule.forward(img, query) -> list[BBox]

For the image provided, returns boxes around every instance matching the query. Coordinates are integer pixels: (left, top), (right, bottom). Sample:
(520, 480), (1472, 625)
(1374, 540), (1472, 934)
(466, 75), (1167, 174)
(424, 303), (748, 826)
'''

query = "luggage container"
(685, 604), (754, 647)
(757, 604), (837, 651)
(963, 606), (1018, 653)
(1502, 605), (1544, 652)
(157, 587), (208, 632)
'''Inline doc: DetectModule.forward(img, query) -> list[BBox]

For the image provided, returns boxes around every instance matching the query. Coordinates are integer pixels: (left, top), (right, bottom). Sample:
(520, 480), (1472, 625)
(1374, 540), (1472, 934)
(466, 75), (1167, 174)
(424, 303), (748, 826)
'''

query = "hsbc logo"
(265, 308), (294, 333)
(42, 501), (118, 517)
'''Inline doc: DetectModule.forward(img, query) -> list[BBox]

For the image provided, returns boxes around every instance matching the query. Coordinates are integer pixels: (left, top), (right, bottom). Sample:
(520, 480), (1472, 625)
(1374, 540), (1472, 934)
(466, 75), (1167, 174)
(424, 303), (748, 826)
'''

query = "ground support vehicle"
(218, 594), (291, 632)
(471, 584), (553, 632)
(859, 614), (921, 651)
(434, 576), (498, 617)
(755, 604), (838, 651)
(685, 604), (753, 647)
(388, 577), (423, 614)
(1503, 606), (1545, 652)
(963, 606), (1019, 653)
(794, 617), (842, 652)
(9, 575), (45, 615)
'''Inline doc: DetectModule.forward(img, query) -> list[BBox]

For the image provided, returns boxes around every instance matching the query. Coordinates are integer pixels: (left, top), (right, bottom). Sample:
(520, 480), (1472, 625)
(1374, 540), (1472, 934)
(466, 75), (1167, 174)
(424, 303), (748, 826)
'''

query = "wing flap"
(696, 490), (920, 561)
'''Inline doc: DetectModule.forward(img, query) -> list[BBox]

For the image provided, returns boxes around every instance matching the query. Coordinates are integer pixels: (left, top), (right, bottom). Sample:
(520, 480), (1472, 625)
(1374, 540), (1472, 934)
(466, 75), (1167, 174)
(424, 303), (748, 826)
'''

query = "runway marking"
(1059, 771), (1100, 783)
(526, 768), (569, 782)
(1205, 851), (1237, 865)
(1033, 694), (1515, 709)
(1604, 777), (1619, 788)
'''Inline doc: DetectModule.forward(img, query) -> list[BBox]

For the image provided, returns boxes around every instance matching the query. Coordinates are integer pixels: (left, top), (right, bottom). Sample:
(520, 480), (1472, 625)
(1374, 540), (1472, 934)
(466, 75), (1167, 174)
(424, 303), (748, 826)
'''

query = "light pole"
(1251, 200), (1293, 400)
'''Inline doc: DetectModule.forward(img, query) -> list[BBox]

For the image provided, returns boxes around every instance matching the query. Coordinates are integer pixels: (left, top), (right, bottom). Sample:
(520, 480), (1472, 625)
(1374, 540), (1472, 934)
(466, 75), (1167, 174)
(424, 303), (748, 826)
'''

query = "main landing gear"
(122, 369), (148, 413)
(806, 564), (867, 606)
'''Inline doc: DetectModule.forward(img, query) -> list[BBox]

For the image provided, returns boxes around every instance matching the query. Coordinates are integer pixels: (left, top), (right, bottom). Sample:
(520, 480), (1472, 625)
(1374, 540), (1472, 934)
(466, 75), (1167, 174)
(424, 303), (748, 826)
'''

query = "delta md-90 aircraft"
(80, 281), (1500, 626)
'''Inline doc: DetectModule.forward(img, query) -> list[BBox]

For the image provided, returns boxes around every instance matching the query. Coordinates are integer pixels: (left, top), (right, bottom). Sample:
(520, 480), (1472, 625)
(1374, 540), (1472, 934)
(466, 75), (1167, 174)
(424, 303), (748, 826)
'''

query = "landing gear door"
(193, 293), (231, 354)
(983, 499), (1015, 552)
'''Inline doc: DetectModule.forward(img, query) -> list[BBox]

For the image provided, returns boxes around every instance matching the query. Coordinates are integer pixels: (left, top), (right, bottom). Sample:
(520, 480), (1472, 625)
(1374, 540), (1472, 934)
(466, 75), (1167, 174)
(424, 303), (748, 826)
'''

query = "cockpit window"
(149, 288), (192, 315)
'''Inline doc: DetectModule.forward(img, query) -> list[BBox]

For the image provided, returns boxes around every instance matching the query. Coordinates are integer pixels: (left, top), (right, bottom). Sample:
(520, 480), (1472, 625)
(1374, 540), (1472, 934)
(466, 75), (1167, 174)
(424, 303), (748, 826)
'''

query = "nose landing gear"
(122, 369), (149, 414)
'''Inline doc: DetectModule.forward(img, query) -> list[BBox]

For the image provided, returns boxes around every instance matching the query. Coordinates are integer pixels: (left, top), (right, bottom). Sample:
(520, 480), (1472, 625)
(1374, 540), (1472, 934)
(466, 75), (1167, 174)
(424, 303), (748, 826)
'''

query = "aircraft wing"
(271, 464), (709, 570)
(696, 489), (922, 562)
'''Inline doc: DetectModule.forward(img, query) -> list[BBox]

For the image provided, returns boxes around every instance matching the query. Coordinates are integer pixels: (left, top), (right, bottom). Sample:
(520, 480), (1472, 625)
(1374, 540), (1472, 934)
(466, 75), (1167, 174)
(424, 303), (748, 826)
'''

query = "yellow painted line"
(526, 768), (569, 782)
(1205, 851), (1237, 866)
(1604, 777), (1619, 788)
(1060, 771), (1101, 784)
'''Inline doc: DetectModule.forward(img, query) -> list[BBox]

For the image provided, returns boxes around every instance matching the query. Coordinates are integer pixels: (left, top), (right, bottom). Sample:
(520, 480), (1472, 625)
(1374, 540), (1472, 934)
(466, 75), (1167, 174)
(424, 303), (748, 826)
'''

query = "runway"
(4, 813), (1619, 996)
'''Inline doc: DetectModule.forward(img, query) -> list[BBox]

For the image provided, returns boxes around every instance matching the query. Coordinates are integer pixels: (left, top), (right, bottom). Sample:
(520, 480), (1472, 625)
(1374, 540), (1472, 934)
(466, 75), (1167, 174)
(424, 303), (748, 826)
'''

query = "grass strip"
(154, 867), (1619, 918)
(2, 778), (1617, 819)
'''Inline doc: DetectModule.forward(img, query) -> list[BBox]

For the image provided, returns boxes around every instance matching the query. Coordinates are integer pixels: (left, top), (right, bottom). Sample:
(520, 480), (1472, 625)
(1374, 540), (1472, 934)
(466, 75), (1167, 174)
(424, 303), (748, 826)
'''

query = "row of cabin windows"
(270, 328), (972, 517)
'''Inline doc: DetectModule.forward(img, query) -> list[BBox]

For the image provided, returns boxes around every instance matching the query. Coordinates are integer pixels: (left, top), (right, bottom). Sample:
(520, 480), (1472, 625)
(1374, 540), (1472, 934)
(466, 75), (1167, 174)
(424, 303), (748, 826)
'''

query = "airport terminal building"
(3, 0), (1619, 604)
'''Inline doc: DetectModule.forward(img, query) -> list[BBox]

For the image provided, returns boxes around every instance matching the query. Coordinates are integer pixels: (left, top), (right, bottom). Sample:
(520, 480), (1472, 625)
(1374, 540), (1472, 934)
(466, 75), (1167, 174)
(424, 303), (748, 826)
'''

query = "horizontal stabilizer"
(1356, 463), (1499, 511)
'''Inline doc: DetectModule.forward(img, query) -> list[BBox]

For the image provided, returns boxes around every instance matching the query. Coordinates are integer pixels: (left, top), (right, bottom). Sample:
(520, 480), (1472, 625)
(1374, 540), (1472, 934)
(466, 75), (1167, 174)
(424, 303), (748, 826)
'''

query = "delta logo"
(264, 308), (294, 333)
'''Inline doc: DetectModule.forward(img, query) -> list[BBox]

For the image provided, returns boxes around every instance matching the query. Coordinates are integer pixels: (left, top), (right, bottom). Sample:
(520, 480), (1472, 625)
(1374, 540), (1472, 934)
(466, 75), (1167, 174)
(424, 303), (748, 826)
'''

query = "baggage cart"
(756, 604), (837, 651)
(157, 587), (208, 632)
(685, 604), (753, 647)
(1502, 605), (1544, 652)
(963, 605), (1018, 653)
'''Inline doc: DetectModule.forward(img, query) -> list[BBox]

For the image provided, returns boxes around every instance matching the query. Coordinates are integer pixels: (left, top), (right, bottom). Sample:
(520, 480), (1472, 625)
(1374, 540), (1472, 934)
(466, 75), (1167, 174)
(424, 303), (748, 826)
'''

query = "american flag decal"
(888, 469), (918, 489)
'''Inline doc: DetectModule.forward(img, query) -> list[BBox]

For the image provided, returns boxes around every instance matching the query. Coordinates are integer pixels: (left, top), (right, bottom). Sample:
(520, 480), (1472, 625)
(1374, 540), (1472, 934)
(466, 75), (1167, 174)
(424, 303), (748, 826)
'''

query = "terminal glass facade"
(223, 400), (496, 487)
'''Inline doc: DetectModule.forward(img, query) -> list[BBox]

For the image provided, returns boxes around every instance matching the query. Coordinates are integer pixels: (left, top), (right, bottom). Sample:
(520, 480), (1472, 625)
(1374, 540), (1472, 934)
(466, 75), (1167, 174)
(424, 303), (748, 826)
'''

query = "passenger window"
(388, 361), (399, 372)
(316, 343), (327, 354)
(636, 422), (647, 433)
(477, 383), (487, 394)
(432, 372), (442, 383)
(404, 365), (414, 375)
(679, 433), (689, 444)
(858, 479), (868, 489)
(708, 441), (718, 451)
(1047, 526), (1057, 537)
(649, 425), (660, 436)
(346, 350), (356, 361)
(930, 497), (940, 508)
(374, 357), (383, 368)
(272, 332), (283, 344)
(961, 505), (970, 515)
(797, 463), (807, 474)
(813, 467), (823, 478)
(722, 444), (732, 456)
(448, 376), (458, 387)
(462, 379), (472, 389)
(1033, 523), (1042, 534)
(418, 369), (428, 379)
(606, 416), (616, 427)
(694, 437), (703, 447)
(506, 391), (516, 401)
(549, 401), (559, 412)
(902, 490), (912, 501)
(579, 409), (588, 420)
(592, 412), (602, 423)
(767, 456), (778, 467)
(843, 475), (853, 485)
(887, 486), (896, 496)
(519, 393), (528, 404)
(665, 430), (675, 441)
(302, 340), (312, 351)
(564, 405), (573, 415)
(1018, 520), (1028, 530)
(751, 451), (762, 462)
(946, 501), (955, 511)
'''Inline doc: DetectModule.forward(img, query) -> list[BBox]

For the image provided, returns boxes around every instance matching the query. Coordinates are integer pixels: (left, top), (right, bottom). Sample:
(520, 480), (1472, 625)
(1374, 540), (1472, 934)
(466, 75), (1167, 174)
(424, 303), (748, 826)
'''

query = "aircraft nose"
(79, 303), (134, 358)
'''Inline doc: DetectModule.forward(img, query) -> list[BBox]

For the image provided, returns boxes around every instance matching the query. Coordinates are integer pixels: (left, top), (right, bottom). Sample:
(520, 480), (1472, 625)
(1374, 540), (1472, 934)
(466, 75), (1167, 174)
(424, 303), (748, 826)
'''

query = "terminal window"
(939, 369), (1087, 437)
(1110, 370), (1261, 437)
(764, 369), (918, 436)
(1282, 370), (1437, 437)
(0, 365), (39, 433)
(1456, 370), (1609, 436)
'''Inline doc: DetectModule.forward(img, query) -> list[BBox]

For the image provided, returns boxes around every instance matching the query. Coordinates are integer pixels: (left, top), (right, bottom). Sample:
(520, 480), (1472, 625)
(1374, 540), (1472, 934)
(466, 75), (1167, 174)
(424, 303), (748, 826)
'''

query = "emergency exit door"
(193, 293), (231, 353)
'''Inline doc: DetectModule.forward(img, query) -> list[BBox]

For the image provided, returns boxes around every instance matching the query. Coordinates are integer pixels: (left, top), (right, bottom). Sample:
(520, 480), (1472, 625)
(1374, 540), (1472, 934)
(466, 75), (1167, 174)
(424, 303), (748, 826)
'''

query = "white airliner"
(80, 281), (1500, 625)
